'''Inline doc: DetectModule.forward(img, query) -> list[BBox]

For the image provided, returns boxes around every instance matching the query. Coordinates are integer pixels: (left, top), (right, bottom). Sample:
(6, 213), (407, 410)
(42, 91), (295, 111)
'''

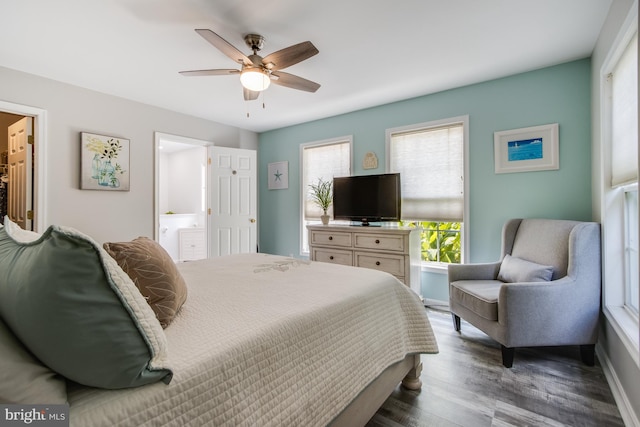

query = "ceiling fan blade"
(271, 71), (320, 92)
(195, 29), (252, 66)
(262, 41), (319, 71)
(179, 69), (240, 77)
(243, 87), (260, 101)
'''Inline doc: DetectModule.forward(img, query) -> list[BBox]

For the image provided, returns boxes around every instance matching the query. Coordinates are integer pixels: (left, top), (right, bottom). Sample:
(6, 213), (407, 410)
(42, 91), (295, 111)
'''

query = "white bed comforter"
(67, 253), (438, 426)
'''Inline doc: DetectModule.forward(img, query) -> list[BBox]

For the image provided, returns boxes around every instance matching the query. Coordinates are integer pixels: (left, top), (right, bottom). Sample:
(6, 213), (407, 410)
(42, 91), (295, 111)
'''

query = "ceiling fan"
(180, 29), (320, 101)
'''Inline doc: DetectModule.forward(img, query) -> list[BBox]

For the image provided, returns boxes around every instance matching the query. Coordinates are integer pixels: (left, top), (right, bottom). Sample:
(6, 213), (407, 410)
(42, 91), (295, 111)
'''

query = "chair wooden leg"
(451, 313), (461, 332)
(501, 346), (514, 368)
(580, 344), (595, 366)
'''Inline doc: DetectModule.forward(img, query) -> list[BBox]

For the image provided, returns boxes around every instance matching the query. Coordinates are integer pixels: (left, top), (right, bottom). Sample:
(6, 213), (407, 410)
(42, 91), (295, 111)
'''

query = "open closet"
(0, 111), (32, 229)
(0, 150), (7, 224)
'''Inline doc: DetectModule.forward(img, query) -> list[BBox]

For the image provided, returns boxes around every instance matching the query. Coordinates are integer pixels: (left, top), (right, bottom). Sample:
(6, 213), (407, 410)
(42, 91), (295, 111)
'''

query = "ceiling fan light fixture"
(240, 68), (271, 92)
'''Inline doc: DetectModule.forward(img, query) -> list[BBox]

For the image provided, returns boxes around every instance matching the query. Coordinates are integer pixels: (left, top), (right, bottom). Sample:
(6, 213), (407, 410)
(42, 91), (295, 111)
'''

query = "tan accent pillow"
(104, 237), (188, 328)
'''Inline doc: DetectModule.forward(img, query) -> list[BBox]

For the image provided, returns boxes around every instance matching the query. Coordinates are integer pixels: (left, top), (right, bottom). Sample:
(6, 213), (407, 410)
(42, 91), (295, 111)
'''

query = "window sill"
(421, 262), (450, 274)
(603, 305), (640, 367)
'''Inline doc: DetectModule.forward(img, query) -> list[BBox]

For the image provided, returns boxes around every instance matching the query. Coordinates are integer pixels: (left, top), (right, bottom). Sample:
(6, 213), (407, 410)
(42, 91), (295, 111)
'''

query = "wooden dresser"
(307, 224), (422, 296)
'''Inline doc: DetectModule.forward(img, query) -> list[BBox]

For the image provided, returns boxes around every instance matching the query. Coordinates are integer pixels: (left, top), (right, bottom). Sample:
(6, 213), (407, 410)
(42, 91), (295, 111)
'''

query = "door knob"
(249, 218), (256, 223)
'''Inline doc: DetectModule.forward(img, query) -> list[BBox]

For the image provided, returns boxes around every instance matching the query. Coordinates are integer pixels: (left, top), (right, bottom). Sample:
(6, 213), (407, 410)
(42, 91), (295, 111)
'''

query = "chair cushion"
(104, 237), (188, 328)
(497, 254), (554, 283)
(450, 280), (502, 321)
(0, 220), (173, 389)
(0, 317), (67, 404)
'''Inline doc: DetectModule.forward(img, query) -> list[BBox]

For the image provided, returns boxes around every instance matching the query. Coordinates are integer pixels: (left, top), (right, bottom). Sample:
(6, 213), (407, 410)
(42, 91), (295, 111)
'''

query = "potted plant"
(309, 178), (332, 225)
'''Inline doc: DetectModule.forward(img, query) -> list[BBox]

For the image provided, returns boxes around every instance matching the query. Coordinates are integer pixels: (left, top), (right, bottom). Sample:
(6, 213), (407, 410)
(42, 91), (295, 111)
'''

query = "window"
(300, 137), (351, 254)
(417, 221), (461, 263)
(387, 116), (467, 266)
(602, 19), (639, 358)
(612, 32), (639, 319)
(625, 184), (639, 315)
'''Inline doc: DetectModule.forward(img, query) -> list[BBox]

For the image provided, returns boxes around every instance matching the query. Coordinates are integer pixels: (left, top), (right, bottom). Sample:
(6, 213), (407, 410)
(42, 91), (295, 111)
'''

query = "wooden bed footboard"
(329, 354), (423, 426)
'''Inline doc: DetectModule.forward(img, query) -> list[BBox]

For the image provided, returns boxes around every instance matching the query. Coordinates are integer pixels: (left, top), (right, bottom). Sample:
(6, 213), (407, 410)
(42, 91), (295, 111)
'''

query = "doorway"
(155, 133), (210, 261)
(0, 101), (46, 232)
(0, 112), (24, 225)
(154, 133), (258, 261)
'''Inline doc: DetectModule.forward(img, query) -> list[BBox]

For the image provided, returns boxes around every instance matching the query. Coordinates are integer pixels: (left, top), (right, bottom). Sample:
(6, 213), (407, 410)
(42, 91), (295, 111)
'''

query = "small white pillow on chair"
(497, 254), (554, 283)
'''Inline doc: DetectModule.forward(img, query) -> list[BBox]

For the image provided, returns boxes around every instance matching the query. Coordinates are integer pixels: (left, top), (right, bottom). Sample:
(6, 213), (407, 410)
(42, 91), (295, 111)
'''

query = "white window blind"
(389, 123), (464, 222)
(302, 141), (350, 219)
(611, 32), (638, 188)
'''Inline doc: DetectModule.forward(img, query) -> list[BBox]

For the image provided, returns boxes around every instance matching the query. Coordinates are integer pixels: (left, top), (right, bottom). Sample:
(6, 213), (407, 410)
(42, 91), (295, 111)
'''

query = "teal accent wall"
(258, 59), (592, 300)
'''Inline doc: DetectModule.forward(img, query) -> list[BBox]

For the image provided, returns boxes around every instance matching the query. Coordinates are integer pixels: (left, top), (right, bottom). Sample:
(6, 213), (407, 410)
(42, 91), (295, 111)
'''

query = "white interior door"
(7, 117), (32, 230)
(209, 146), (257, 256)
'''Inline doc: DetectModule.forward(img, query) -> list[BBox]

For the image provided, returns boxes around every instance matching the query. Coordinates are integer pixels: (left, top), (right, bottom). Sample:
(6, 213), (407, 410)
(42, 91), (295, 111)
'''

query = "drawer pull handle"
(328, 236), (333, 240)
(376, 261), (381, 266)
(375, 239), (380, 244)
(329, 256), (334, 260)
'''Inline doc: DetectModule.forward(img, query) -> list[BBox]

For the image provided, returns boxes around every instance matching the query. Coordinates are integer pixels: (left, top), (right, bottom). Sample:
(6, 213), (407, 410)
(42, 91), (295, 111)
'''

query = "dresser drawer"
(312, 248), (353, 266)
(354, 233), (405, 252)
(354, 252), (405, 276)
(310, 230), (352, 248)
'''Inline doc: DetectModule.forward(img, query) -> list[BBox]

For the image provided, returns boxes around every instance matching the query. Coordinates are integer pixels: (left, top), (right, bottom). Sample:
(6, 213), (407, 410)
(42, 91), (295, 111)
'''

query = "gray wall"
(0, 66), (258, 243)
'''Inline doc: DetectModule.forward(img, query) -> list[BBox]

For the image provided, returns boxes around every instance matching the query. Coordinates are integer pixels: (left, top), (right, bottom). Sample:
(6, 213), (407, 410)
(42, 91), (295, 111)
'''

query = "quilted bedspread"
(67, 253), (438, 426)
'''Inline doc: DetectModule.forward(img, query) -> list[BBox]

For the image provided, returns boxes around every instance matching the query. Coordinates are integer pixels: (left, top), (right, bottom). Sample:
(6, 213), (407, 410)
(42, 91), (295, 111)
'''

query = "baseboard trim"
(596, 344), (640, 427)
(423, 298), (449, 311)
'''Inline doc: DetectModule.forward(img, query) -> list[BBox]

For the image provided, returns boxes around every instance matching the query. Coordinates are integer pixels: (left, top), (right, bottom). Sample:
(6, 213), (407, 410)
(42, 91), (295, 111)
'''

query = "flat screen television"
(332, 173), (401, 226)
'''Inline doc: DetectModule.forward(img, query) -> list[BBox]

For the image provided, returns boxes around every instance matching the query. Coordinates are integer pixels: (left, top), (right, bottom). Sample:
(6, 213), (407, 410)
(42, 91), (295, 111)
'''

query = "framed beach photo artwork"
(268, 161), (288, 190)
(80, 132), (130, 191)
(494, 123), (559, 174)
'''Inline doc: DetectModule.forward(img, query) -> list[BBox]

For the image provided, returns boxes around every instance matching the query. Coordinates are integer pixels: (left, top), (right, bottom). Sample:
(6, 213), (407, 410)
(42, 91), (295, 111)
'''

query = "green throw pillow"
(0, 316), (67, 404)
(0, 222), (173, 389)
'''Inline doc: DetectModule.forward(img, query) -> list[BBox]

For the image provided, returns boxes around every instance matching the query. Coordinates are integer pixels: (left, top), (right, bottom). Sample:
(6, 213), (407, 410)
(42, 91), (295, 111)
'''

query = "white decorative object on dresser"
(307, 224), (422, 296)
(178, 228), (206, 261)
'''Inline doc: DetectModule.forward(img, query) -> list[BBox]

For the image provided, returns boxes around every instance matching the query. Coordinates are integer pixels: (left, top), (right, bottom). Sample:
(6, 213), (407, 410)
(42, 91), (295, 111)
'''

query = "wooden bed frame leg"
(401, 354), (423, 390)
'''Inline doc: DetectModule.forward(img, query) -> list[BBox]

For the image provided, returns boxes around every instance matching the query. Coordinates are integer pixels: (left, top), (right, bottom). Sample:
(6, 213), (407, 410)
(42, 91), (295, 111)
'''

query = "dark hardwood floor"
(367, 306), (624, 427)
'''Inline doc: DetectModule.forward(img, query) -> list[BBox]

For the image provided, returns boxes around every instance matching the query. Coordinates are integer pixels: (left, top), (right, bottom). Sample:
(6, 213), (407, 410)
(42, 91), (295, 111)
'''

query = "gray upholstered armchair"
(448, 218), (601, 368)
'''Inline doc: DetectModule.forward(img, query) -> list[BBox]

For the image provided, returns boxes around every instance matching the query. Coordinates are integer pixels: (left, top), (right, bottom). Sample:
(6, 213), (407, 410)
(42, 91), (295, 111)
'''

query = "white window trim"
(299, 135), (353, 256)
(385, 115), (470, 270)
(600, 1), (639, 365)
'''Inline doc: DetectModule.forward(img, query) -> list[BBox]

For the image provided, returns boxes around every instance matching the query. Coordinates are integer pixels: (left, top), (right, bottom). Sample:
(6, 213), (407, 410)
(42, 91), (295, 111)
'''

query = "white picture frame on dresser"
(307, 224), (422, 297)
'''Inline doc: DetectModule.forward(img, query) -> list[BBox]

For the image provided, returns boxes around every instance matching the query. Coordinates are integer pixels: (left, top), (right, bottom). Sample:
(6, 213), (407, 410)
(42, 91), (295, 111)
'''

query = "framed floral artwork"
(80, 132), (130, 191)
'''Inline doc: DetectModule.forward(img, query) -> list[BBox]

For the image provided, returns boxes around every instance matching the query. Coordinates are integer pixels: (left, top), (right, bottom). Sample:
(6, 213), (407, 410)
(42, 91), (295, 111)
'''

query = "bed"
(0, 221), (438, 426)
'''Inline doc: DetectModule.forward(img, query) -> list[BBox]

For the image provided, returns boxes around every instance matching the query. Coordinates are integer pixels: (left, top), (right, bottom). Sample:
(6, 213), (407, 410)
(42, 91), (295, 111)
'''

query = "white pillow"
(498, 254), (554, 283)
(3, 216), (41, 243)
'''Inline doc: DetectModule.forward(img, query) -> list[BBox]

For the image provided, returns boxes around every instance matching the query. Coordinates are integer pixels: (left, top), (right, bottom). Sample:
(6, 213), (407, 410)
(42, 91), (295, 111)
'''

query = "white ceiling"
(0, 0), (612, 133)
